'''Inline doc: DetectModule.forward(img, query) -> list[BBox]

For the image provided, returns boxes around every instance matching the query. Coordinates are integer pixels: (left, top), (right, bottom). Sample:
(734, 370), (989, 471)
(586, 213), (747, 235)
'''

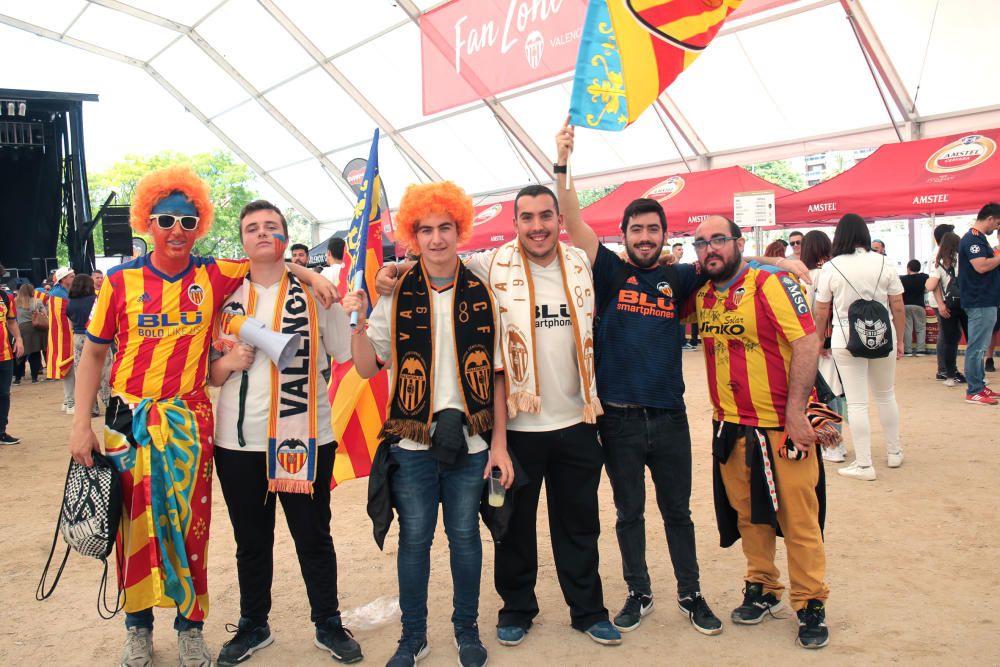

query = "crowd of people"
(0, 126), (997, 667)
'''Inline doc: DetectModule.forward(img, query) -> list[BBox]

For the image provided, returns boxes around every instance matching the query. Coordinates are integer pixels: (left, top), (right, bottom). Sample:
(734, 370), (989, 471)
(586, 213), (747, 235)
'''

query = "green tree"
(577, 184), (619, 208)
(743, 160), (806, 192)
(86, 150), (260, 260)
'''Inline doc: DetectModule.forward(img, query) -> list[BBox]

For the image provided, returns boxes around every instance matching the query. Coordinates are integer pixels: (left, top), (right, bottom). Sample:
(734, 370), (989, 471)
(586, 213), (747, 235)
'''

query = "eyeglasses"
(150, 214), (199, 231)
(790, 240), (802, 247)
(693, 236), (740, 250)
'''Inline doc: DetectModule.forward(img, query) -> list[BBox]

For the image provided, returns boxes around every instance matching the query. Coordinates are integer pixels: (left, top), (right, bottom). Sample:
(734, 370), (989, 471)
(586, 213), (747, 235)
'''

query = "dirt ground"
(1, 354), (997, 666)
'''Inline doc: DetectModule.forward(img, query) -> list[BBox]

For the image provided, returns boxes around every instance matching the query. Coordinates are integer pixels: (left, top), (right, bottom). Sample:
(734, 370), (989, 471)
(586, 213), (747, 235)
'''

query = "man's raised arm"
(555, 120), (599, 265)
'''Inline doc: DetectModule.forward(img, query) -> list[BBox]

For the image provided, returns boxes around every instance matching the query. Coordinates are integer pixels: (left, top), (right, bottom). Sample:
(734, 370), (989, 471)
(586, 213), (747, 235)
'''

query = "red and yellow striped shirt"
(0, 293), (15, 362)
(695, 263), (815, 429)
(87, 255), (248, 402)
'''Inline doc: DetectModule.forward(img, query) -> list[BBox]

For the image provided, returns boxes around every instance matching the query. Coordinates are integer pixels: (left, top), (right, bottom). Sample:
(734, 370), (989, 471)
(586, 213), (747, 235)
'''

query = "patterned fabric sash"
(103, 393), (212, 619)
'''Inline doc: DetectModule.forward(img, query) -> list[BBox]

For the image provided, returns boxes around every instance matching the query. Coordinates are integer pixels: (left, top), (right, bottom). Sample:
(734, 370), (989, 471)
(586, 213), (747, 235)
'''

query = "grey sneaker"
(120, 627), (153, 667)
(178, 628), (212, 667)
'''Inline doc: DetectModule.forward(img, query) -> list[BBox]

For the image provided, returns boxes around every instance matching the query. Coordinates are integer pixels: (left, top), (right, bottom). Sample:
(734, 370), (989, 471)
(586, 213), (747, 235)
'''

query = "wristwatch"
(553, 163), (568, 174)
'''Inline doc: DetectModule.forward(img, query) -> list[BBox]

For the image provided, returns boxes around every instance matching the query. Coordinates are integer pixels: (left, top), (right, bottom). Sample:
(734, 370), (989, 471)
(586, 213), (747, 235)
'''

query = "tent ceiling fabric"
(2, 0), (998, 231)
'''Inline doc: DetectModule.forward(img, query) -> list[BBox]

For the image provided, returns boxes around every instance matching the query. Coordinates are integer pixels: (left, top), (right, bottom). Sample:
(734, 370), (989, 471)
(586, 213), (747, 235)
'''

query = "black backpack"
(830, 257), (893, 359)
(942, 264), (960, 310)
(37, 452), (126, 618)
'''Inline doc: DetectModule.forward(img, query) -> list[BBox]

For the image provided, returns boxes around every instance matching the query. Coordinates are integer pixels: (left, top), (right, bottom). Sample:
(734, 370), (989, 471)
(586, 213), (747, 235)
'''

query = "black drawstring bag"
(36, 452), (126, 618)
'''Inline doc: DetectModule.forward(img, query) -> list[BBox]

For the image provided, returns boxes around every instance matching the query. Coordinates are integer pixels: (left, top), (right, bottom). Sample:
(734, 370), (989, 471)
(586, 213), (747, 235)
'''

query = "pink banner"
(420, 0), (588, 115)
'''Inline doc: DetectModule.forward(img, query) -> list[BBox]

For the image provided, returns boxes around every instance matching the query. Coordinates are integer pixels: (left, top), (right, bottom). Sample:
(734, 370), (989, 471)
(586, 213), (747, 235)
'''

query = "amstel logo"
(642, 176), (686, 203)
(925, 134), (996, 174)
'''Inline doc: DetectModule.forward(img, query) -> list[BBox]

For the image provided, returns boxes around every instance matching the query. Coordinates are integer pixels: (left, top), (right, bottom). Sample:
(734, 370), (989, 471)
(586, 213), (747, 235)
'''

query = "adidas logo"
(136, 292), (151, 303)
(626, 276), (639, 285)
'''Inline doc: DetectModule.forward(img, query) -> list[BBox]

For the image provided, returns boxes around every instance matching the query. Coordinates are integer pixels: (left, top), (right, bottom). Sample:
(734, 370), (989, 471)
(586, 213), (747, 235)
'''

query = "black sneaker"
(0, 432), (20, 445)
(455, 624), (488, 667)
(796, 600), (829, 649)
(955, 372), (967, 384)
(315, 617), (362, 664)
(386, 635), (429, 667)
(12, 378), (20, 385)
(217, 618), (273, 666)
(677, 592), (723, 635)
(613, 591), (653, 632)
(987, 358), (996, 373)
(730, 582), (783, 624)
(935, 371), (947, 381)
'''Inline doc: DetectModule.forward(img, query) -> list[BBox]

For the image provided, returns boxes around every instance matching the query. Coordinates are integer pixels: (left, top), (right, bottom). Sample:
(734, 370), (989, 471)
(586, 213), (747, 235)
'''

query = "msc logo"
(137, 311), (204, 328)
(778, 275), (810, 315)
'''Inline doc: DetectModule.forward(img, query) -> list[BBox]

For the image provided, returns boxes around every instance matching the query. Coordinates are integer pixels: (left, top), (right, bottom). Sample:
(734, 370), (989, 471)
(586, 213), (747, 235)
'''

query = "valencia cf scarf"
(381, 259), (495, 446)
(218, 271), (320, 494)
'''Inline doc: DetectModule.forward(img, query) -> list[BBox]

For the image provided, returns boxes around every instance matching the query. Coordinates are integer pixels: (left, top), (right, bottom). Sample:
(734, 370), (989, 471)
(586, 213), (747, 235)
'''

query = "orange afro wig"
(394, 181), (473, 252)
(130, 165), (214, 239)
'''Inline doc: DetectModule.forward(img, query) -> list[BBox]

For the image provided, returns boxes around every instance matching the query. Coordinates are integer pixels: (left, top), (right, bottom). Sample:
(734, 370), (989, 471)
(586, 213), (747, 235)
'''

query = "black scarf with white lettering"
(381, 259), (496, 446)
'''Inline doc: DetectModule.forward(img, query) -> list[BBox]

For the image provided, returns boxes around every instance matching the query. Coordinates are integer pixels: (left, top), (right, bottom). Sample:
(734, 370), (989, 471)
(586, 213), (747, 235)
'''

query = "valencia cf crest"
(657, 281), (673, 298)
(462, 345), (492, 403)
(187, 283), (206, 306)
(276, 438), (308, 475)
(399, 352), (428, 415)
(506, 325), (530, 385)
(219, 302), (246, 336)
(732, 286), (746, 308)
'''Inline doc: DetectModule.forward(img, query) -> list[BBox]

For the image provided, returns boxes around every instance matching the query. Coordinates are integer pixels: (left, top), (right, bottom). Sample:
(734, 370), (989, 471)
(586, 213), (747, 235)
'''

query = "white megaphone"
(225, 314), (301, 371)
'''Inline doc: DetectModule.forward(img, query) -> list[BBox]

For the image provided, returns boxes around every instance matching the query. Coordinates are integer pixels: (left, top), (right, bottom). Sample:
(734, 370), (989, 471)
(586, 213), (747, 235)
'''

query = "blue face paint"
(273, 233), (287, 243)
(151, 192), (198, 215)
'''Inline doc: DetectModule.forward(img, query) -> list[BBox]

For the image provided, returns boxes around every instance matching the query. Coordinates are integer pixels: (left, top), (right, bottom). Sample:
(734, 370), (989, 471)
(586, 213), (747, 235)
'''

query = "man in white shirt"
(210, 200), (361, 666)
(377, 184), (620, 648)
(344, 181), (509, 667)
(321, 237), (346, 288)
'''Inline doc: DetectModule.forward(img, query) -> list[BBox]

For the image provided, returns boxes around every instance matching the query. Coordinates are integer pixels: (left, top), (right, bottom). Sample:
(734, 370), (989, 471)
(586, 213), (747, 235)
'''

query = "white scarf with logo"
(488, 240), (601, 424)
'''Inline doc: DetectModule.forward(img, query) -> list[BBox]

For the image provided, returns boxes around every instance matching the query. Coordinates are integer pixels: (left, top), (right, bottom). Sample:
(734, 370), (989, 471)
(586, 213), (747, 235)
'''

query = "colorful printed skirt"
(104, 392), (215, 620)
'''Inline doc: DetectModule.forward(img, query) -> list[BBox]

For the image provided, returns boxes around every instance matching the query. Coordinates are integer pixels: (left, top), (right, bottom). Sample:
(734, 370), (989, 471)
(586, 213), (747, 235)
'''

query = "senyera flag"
(330, 129), (390, 489)
(570, 0), (743, 131)
(38, 288), (73, 380)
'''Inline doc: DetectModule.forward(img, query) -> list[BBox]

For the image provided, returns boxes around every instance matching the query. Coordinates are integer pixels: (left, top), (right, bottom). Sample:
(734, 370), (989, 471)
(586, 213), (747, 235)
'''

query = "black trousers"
(14, 351), (42, 381)
(494, 422), (608, 631)
(214, 443), (340, 627)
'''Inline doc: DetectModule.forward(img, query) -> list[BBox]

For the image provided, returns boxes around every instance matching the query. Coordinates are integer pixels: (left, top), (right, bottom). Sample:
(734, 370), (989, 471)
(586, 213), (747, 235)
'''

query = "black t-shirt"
(899, 272), (928, 307)
(592, 244), (706, 410)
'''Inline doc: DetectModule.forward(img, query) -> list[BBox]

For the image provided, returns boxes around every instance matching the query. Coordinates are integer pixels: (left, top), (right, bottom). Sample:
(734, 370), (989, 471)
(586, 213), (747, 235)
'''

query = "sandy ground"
(1, 354), (998, 667)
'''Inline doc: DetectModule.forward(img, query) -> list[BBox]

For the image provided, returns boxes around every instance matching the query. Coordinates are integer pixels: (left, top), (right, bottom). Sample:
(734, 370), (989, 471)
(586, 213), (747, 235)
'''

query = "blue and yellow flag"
(570, 0), (743, 131)
(330, 129), (389, 488)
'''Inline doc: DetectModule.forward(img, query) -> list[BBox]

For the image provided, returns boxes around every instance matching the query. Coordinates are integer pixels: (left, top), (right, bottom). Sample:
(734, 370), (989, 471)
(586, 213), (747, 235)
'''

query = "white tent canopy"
(3, 0), (998, 239)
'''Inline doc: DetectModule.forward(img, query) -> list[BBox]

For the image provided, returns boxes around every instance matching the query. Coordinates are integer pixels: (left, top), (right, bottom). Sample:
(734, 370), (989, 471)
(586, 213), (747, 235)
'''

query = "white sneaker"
(177, 628), (212, 667)
(887, 451), (904, 468)
(120, 627), (153, 667)
(66, 405), (75, 415)
(943, 378), (957, 387)
(838, 463), (876, 481)
(822, 447), (846, 463)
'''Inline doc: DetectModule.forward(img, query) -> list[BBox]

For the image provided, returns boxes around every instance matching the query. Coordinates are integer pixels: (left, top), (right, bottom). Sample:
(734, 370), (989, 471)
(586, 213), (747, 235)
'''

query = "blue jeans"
(964, 306), (998, 395)
(599, 407), (700, 598)
(124, 608), (202, 632)
(390, 447), (488, 637)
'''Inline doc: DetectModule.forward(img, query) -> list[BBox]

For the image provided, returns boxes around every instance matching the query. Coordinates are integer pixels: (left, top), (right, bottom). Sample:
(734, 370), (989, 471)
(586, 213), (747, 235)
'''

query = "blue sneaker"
(455, 624), (488, 667)
(386, 635), (429, 667)
(496, 625), (527, 647)
(582, 620), (622, 645)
